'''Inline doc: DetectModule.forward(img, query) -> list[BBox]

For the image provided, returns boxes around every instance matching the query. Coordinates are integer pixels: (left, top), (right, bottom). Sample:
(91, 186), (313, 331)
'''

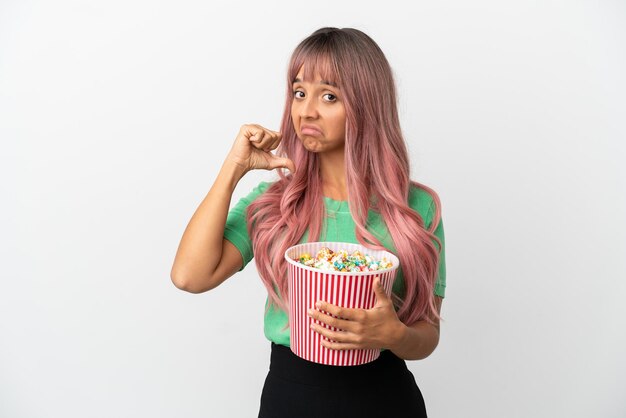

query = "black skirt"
(258, 342), (428, 418)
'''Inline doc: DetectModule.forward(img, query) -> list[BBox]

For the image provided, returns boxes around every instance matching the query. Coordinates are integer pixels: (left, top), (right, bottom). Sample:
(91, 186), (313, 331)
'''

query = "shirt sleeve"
(426, 200), (447, 298)
(223, 181), (272, 272)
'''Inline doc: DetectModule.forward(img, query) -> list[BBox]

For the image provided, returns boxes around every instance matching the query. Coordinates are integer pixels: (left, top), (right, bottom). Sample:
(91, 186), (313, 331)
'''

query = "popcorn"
(294, 246), (393, 272)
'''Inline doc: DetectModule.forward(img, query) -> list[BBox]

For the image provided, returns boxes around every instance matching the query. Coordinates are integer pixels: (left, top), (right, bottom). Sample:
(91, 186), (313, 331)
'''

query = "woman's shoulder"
(249, 179), (278, 195)
(257, 180), (274, 192)
(408, 180), (440, 218)
(234, 180), (277, 207)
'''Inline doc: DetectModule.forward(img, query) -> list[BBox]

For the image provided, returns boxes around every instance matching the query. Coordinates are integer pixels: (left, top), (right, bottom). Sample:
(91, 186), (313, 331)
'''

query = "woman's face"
(291, 66), (346, 154)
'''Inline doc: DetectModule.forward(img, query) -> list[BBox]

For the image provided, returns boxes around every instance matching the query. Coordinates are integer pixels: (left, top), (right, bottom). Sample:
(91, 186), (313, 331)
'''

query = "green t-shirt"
(224, 180), (446, 349)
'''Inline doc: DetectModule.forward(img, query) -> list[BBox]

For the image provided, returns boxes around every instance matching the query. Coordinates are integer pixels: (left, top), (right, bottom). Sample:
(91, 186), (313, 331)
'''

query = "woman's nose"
(300, 97), (318, 118)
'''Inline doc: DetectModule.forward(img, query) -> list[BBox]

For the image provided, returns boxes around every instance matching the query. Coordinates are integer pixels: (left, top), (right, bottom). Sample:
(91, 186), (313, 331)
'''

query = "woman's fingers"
(249, 127), (281, 151)
(266, 132), (283, 151)
(231, 123), (290, 173)
(248, 128), (266, 143)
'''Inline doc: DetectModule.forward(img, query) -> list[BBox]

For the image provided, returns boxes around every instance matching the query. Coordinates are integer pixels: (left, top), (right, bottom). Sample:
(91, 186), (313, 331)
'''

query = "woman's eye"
(293, 90), (337, 102)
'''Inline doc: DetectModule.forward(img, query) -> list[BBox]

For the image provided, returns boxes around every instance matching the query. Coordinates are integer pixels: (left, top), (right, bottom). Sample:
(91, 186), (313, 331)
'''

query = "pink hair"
(247, 27), (443, 330)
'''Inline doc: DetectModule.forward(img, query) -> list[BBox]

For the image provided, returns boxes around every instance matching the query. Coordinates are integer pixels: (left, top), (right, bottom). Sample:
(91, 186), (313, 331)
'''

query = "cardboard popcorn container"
(284, 242), (400, 366)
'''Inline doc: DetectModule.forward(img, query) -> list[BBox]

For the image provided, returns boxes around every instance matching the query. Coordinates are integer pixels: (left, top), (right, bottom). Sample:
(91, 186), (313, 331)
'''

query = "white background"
(1, 1), (625, 417)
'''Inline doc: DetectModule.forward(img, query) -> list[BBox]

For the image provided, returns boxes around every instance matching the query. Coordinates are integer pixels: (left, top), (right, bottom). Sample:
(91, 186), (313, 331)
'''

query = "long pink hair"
(247, 27), (443, 329)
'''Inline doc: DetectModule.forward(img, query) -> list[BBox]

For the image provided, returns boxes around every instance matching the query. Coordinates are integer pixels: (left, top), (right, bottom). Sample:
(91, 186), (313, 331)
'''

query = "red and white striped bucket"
(285, 241), (400, 366)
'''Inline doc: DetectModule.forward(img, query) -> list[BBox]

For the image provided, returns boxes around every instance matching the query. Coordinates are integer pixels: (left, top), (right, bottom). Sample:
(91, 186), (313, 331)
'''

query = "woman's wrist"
(387, 321), (409, 352)
(219, 159), (248, 188)
(388, 320), (440, 360)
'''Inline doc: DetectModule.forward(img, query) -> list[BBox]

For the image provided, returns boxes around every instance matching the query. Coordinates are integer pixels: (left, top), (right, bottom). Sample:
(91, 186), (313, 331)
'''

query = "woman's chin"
(300, 138), (324, 152)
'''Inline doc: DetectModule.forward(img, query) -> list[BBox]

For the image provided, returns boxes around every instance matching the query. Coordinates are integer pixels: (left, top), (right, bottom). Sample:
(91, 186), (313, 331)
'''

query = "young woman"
(171, 27), (446, 418)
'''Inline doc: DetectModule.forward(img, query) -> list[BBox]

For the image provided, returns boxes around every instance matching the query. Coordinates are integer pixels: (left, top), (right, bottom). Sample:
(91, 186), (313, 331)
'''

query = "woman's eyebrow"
(292, 78), (338, 88)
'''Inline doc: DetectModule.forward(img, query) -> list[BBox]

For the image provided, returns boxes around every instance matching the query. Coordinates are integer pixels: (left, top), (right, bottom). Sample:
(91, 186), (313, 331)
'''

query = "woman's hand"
(226, 123), (295, 174)
(307, 276), (406, 351)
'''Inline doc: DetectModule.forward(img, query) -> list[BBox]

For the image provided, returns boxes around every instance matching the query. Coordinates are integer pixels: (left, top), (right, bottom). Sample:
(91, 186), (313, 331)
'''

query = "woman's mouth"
(301, 125), (322, 136)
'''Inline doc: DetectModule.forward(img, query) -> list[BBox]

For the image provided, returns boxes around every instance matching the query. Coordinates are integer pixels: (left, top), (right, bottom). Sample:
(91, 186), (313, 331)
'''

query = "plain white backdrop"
(1, 0), (625, 417)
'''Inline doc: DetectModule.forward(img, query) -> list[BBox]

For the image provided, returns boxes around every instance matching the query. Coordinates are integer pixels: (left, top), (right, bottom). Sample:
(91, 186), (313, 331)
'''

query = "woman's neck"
(319, 148), (348, 200)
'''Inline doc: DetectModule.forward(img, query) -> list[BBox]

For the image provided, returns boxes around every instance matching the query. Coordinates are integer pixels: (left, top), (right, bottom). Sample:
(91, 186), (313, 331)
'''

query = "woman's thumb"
(374, 277), (386, 295)
(269, 156), (296, 173)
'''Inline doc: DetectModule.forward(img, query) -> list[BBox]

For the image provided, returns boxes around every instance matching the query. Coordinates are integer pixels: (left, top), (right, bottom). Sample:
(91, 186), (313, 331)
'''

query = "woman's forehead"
(294, 61), (339, 85)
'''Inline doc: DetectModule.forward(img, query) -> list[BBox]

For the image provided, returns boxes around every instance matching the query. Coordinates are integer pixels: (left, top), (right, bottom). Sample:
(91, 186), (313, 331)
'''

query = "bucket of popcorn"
(284, 241), (400, 366)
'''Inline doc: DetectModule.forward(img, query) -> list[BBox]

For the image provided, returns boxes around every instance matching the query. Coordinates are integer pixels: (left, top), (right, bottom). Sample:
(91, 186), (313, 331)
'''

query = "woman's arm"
(309, 280), (444, 361)
(170, 124), (291, 293)
(170, 160), (246, 292)
(388, 297), (443, 360)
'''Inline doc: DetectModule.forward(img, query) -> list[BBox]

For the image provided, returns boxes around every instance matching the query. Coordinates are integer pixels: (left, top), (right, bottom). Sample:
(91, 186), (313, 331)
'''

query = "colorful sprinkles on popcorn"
(294, 247), (393, 272)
